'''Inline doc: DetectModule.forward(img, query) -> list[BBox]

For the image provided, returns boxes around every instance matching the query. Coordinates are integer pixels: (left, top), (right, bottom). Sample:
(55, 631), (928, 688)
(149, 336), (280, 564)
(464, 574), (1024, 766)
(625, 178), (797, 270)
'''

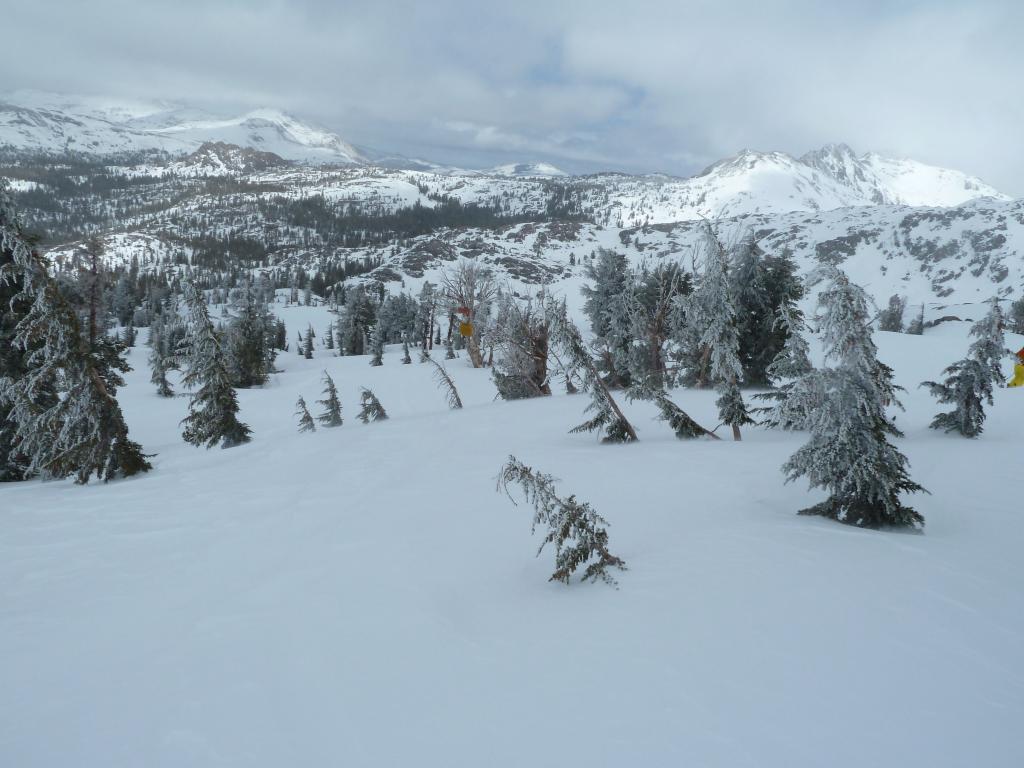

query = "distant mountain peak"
(486, 162), (567, 178)
(0, 90), (363, 165)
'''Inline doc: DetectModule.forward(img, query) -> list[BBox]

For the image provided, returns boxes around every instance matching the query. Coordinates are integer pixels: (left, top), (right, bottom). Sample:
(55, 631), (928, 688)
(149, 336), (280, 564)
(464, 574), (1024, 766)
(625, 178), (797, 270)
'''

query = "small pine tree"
(783, 268), (926, 529)
(317, 371), (343, 427)
(401, 337), (412, 364)
(303, 325), (315, 360)
(497, 456), (626, 586)
(921, 298), (1008, 437)
(878, 294), (907, 332)
(358, 388), (389, 423)
(369, 324), (384, 366)
(295, 396), (316, 433)
(148, 327), (175, 398)
(325, 326), (334, 350)
(179, 283), (252, 449)
(906, 304), (925, 335)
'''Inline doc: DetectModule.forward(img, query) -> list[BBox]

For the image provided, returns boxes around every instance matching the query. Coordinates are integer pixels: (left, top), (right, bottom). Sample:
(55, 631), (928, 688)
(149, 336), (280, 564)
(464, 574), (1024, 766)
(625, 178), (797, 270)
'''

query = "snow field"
(1, 300), (1023, 767)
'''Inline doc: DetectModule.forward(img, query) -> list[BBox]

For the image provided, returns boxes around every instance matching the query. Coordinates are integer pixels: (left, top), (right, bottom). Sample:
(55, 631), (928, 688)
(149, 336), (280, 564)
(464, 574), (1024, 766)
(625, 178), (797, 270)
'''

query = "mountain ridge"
(0, 90), (1011, 214)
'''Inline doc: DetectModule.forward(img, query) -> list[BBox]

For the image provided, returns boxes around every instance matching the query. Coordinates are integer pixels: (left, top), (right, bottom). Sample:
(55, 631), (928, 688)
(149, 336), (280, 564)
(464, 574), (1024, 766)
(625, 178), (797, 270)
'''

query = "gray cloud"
(2, 0), (1021, 193)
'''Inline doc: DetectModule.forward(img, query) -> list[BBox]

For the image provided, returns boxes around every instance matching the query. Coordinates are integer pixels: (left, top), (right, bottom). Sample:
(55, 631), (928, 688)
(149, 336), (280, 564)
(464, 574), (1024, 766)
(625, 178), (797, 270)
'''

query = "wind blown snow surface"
(1, 300), (1023, 767)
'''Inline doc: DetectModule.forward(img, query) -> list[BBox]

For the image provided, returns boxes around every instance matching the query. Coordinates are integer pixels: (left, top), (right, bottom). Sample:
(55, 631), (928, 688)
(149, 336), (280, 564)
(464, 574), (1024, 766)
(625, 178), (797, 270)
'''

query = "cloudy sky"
(3, 0), (1022, 193)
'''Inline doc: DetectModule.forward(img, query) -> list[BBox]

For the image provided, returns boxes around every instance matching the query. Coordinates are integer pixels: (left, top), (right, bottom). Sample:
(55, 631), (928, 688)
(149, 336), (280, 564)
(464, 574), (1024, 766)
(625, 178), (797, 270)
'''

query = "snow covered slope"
(801, 143), (1007, 207)
(1, 296), (1022, 767)
(0, 91), (363, 164)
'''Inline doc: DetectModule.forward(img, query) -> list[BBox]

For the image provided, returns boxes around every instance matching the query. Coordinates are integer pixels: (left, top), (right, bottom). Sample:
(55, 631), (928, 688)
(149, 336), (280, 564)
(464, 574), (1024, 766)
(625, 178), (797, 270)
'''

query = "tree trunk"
(732, 423), (742, 441)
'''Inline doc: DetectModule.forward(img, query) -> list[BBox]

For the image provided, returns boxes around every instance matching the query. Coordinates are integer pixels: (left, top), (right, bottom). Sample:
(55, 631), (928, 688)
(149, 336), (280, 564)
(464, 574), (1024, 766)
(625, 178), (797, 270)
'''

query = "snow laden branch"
(429, 358), (463, 409)
(627, 378), (720, 440)
(548, 298), (638, 443)
(358, 388), (389, 423)
(497, 456), (626, 587)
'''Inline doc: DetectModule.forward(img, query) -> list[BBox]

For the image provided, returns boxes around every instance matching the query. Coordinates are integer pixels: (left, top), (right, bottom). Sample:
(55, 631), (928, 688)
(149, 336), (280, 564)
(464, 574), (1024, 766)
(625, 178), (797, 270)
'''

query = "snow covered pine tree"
(179, 282), (252, 449)
(687, 227), (753, 440)
(295, 396), (316, 433)
(317, 371), (343, 427)
(0, 184), (151, 482)
(783, 268), (926, 529)
(756, 305), (815, 430)
(498, 455), (626, 586)
(358, 388), (389, 423)
(922, 298), (1009, 437)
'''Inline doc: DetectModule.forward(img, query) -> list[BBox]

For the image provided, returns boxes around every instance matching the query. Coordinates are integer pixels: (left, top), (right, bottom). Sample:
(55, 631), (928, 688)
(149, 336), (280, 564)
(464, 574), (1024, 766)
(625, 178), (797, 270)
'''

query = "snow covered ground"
(2, 299), (1023, 767)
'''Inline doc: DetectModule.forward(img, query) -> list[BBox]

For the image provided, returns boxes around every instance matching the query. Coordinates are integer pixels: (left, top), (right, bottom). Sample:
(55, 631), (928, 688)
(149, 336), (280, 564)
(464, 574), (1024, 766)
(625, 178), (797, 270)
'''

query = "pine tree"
(497, 456), (626, 586)
(906, 304), (925, 335)
(729, 241), (804, 386)
(580, 249), (632, 387)
(401, 336), (412, 364)
(316, 371), (343, 427)
(369, 323), (385, 366)
(1008, 296), (1024, 334)
(303, 325), (315, 360)
(922, 298), (1008, 437)
(756, 306), (815, 429)
(358, 388), (389, 423)
(0, 187), (151, 482)
(878, 294), (907, 332)
(783, 268), (926, 529)
(226, 281), (276, 388)
(148, 324), (176, 398)
(688, 228), (752, 440)
(295, 396), (316, 433)
(179, 282), (252, 449)
(622, 262), (690, 388)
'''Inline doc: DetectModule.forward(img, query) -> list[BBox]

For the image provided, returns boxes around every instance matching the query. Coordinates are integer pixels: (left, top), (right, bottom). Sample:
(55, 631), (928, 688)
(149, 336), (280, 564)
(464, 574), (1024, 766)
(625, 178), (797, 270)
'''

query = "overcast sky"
(3, 0), (1022, 194)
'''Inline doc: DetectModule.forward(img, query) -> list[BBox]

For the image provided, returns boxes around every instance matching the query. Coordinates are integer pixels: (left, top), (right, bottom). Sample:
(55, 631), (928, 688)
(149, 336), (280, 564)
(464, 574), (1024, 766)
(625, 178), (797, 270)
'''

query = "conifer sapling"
(317, 371), (343, 427)
(358, 388), (389, 423)
(497, 456), (626, 586)
(295, 396), (316, 433)
(921, 298), (1009, 438)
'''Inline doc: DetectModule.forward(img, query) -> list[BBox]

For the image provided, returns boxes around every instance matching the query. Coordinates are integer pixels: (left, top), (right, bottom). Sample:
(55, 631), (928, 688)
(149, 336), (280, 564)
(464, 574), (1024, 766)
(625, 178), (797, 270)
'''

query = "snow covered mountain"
(800, 142), (1005, 207)
(485, 162), (567, 178)
(0, 92), (1011, 220)
(0, 90), (364, 165)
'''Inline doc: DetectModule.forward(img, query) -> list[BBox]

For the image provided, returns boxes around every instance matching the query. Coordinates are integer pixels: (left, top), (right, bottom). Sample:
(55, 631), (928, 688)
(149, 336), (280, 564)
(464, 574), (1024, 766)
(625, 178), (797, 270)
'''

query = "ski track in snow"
(1, 300), (1023, 767)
